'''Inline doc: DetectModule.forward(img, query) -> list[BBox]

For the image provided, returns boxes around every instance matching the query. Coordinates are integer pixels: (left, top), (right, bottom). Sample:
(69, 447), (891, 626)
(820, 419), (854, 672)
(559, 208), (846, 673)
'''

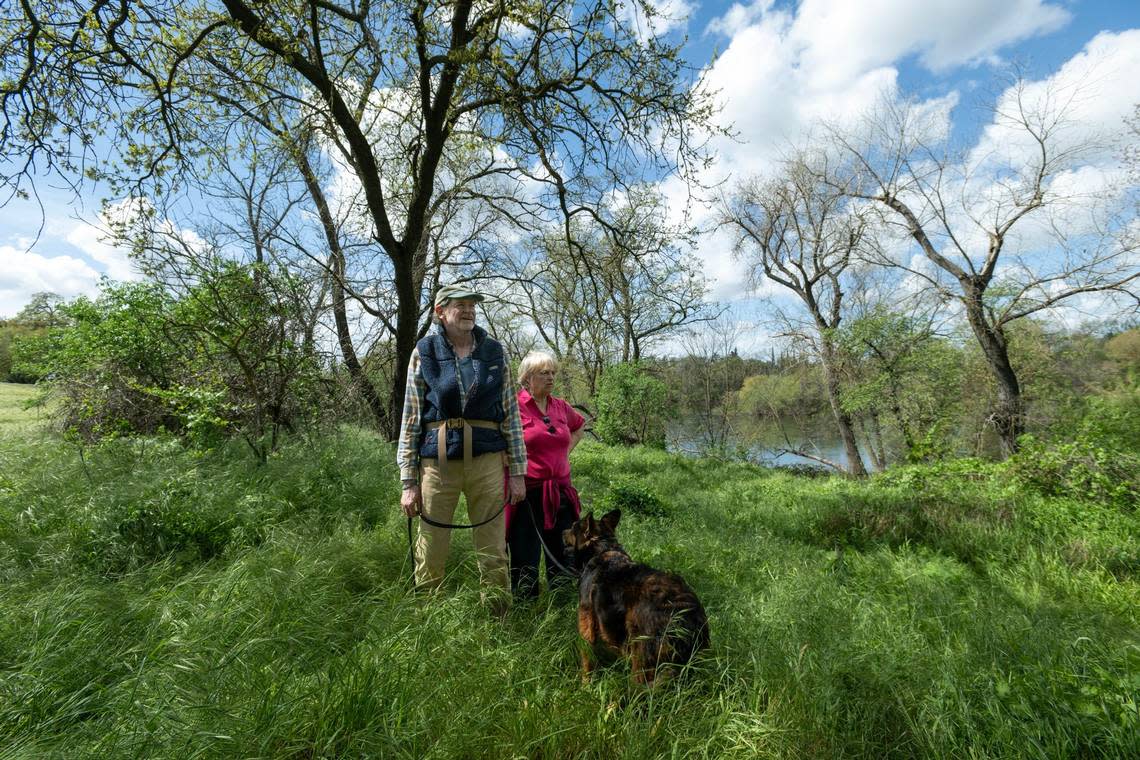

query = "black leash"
(404, 502), (509, 582)
(418, 501), (507, 529)
(403, 499), (579, 583)
(526, 505), (581, 579)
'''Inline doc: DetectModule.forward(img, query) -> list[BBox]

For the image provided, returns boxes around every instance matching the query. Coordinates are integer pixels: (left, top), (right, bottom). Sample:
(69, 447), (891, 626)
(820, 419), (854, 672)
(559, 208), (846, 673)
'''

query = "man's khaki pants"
(416, 452), (510, 593)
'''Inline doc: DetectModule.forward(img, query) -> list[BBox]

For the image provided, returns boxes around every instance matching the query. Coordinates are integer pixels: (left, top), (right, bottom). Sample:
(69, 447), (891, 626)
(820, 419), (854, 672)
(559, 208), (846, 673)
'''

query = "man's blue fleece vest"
(417, 324), (508, 461)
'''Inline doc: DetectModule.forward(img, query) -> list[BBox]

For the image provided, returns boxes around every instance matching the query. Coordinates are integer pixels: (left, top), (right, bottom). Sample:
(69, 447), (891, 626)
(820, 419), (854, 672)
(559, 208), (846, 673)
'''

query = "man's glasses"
(543, 415), (556, 434)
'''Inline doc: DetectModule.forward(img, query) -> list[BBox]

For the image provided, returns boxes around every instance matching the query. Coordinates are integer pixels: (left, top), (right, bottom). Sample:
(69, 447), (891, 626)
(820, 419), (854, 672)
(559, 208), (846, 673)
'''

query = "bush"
(1009, 390), (1140, 509)
(1, 322), (49, 382)
(24, 266), (327, 460)
(593, 363), (670, 447)
(597, 477), (667, 518)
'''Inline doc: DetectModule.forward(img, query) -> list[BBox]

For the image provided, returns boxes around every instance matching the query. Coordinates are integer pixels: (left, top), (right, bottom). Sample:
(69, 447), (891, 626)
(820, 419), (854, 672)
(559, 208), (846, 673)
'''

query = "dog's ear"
(585, 512), (597, 533)
(600, 509), (621, 534)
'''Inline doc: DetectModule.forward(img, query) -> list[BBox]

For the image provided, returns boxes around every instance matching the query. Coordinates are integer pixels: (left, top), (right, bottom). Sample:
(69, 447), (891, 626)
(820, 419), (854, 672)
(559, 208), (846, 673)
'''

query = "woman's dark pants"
(507, 488), (576, 598)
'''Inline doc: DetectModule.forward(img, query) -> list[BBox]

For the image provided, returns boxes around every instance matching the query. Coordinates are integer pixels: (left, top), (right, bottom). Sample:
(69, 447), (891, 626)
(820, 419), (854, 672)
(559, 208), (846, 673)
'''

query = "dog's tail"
(650, 604), (708, 668)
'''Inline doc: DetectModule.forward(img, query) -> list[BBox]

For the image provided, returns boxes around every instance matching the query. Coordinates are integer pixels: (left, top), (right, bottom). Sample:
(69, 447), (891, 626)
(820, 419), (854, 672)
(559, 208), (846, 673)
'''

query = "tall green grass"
(1, 416), (1137, 756)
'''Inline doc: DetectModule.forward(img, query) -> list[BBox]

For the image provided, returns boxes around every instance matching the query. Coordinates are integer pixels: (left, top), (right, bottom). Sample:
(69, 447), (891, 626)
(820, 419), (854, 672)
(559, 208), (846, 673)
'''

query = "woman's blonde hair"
(518, 351), (558, 389)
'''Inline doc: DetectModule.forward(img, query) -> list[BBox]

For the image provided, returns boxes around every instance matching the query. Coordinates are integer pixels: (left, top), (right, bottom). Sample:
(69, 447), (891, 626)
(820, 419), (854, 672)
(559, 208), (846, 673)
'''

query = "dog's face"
(562, 509), (621, 562)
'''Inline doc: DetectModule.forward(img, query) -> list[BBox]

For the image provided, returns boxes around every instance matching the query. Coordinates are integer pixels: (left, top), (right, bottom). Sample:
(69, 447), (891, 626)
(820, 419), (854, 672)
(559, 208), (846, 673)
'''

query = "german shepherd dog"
(563, 509), (709, 685)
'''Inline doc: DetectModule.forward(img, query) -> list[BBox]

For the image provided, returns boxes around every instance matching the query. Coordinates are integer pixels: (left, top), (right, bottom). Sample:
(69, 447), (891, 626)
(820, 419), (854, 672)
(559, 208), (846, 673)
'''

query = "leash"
(525, 505), (581, 579)
(404, 501), (509, 582)
(402, 493), (580, 582)
(418, 501), (507, 529)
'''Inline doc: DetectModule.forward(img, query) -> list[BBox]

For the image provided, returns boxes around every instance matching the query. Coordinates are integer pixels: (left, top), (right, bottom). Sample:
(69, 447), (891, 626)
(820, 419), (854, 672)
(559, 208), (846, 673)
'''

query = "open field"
(0, 383), (46, 435)
(0, 386), (1137, 757)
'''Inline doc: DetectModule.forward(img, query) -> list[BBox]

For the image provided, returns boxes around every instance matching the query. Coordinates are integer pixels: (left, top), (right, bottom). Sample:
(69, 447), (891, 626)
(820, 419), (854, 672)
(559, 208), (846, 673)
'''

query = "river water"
(668, 422), (877, 472)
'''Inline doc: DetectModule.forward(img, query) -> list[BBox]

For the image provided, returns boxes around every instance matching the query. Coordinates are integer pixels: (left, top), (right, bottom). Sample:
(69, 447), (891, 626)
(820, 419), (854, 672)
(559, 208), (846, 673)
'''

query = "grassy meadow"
(0, 385), (1137, 758)
(0, 383), (45, 434)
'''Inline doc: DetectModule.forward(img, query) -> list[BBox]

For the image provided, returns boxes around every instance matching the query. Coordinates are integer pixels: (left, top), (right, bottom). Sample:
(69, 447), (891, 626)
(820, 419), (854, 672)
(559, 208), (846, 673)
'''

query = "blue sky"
(2, 0), (1139, 320)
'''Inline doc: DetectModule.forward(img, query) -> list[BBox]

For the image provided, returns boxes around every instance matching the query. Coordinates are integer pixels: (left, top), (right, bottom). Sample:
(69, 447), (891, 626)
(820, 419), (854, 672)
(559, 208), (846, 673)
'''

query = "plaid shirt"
(396, 333), (527, 481)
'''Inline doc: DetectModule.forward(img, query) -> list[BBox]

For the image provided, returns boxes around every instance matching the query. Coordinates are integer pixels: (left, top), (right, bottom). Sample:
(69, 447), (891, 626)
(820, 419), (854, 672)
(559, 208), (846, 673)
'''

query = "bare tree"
(508, 185), (717, 394)
(598, 186), (719, 362)
(825, 83), (1140, 456)
(721, 151), (870, 476)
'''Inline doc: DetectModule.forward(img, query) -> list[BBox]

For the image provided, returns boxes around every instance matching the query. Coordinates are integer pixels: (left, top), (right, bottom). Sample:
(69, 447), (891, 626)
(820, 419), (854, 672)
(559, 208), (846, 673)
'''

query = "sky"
(2, 0), (1139, 328)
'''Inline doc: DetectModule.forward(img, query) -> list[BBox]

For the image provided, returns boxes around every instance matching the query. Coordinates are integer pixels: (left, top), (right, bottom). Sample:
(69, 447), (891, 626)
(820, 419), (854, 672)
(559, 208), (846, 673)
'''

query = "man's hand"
(400, 484), (422, 516)
(508, 475), (526, 504)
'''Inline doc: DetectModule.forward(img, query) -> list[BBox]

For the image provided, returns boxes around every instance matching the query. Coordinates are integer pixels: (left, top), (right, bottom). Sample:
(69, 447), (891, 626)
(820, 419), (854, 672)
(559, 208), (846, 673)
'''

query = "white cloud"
(62, 197), (152, 283)
(0, 196), (213, 317)
(682, 3), (1130, 309)
(970, 29), (1140, 174)
(0, 245), (102, 318)
(64, 224), (137, 282)
(704, 1), (773, 38)
(790, 0), (1069, 81)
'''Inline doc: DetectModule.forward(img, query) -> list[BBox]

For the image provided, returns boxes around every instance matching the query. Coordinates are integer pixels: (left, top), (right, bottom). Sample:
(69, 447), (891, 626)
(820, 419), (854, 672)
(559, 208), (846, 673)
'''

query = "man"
(396, 284), (527, 607)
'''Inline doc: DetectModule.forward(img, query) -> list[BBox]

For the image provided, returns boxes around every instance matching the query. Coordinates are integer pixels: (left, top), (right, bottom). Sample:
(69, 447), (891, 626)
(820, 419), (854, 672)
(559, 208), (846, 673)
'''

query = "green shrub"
(1009, 390), (1140, 509)
(597, 477), (667, 518)
(593, 362), (670, 447)
(24, 267), (326, 460)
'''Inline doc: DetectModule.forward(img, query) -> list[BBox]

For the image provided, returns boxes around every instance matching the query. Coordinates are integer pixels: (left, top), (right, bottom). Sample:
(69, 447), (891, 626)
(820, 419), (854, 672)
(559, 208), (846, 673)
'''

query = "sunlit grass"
(0, 382), (46, 435)
(0, 405), (1137, 757)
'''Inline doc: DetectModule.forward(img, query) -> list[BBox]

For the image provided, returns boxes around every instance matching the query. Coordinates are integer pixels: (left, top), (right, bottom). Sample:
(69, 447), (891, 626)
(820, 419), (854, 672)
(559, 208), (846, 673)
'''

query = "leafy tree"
(13, 292), (66, 327)
(734, 361), (835, 463)
(23, 267), (324, 460)
(512, 186), (716, 395)
(1105, 327), (1140, 384)
(836, 307), (962, 464)
(666, 318), (755, 457)
(2, 0), (718, 438)
(16, 282), (182, 440)
(593, 362), (669, 448)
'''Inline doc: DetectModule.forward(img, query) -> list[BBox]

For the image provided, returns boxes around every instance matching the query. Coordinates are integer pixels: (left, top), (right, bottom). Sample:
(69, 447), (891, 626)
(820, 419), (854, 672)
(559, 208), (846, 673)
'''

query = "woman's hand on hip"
(400, 484), (422, 516)
(508, 475), (526, 504)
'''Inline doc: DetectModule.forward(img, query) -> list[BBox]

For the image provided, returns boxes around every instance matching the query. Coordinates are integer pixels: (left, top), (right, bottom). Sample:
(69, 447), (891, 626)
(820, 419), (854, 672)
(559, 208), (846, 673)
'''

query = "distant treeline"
(6, 279), (1138, 487)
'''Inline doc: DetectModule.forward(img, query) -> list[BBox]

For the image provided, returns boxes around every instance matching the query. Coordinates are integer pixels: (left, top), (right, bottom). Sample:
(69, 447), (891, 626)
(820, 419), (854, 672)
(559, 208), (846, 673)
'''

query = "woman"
(396, 284), (527, 606)
(507, 351), (586, 598)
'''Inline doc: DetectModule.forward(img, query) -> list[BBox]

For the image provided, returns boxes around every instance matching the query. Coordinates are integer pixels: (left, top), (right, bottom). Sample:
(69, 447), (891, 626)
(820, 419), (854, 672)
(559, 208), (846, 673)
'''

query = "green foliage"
(1105, 327), (1140, 383)
(24, 265), (325, 459)
(18, 281), (180, 440)
(12, 292), (66, 327)
(835, 309), (965, 462)
(0, 321), (49, 382)
(597, 477), (667, 518)
(1009, 389), (1140, 509)
(593, 362), (670, 447)
(737, 371), (811, 419)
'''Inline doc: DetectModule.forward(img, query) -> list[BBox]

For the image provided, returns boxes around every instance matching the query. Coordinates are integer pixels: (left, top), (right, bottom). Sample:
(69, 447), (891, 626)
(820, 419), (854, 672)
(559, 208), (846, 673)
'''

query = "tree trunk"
(962, 286), (1022, 457)
(390, 257), (420, 442)
(820, 341), (867, 477)
(865, 412), (887, 472)
(295, 147), (391, 434)
(330, 251), (390, 434)
(885, 375), (917, 456)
